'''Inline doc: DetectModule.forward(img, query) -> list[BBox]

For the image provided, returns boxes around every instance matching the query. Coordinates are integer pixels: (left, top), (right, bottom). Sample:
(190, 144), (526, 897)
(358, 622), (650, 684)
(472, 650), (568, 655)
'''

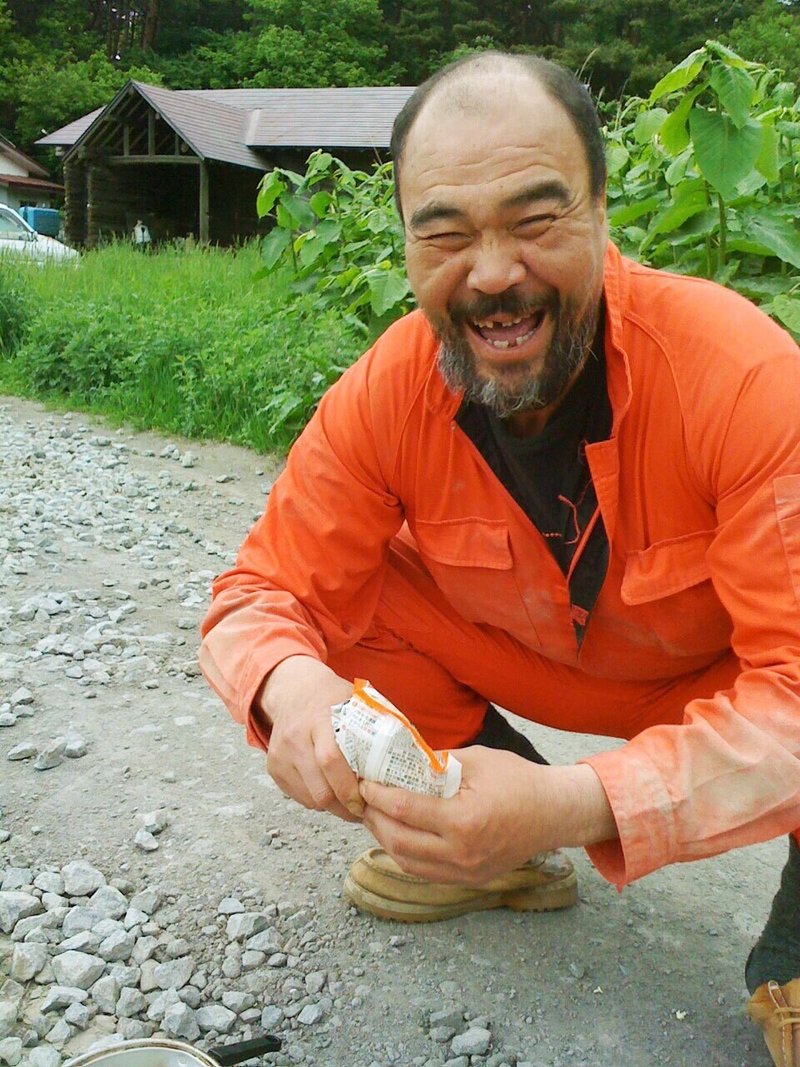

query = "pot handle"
(209, 1036), (281, 1065)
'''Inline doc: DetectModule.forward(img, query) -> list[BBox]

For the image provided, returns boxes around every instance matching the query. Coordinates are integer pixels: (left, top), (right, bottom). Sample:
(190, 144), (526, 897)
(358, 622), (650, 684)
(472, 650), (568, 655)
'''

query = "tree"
(223, 0), (396, 86)
(722, 0), (800, 78)
(3, 52), (162, 149)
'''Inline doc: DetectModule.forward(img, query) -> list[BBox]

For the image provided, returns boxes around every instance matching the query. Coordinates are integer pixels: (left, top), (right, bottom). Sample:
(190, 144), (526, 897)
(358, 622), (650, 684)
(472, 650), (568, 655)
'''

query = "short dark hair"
(390, 51), (607, 221)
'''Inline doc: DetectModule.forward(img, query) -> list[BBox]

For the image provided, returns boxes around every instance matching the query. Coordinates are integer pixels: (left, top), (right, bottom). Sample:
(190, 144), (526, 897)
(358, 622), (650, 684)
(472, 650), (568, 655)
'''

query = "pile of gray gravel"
(0, 859), (524, 1067)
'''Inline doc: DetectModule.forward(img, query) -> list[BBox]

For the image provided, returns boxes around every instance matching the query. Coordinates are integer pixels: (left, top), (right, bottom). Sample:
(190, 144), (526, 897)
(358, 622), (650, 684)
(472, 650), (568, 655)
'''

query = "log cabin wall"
(63, 158), (88, 247)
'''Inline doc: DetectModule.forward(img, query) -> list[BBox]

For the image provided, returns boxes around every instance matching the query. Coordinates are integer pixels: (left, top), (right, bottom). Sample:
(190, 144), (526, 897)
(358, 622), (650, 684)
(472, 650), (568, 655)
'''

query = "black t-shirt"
(455, 337), (612, 644)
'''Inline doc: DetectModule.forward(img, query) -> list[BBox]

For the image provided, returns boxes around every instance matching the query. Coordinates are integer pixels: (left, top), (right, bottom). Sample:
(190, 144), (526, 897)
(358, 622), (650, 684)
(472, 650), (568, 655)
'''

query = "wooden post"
(199, 159), (210, 243)
(148, 112), (155, 156)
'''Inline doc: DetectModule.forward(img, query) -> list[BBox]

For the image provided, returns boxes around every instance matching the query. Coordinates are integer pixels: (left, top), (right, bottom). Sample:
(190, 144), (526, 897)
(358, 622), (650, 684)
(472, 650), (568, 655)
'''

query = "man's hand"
(257, 655), (362, 822)
(360, 745), (617, 883)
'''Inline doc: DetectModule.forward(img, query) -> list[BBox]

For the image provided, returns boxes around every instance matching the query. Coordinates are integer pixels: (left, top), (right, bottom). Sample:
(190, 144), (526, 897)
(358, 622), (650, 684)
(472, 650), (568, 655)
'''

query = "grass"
(0, 242), (363, 454)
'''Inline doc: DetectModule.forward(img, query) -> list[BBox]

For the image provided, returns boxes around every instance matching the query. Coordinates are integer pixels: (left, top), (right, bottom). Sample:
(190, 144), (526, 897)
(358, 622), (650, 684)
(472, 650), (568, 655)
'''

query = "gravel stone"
(195, 1005), (236, 1033)
(91, 975), (120, 1014)
(90, 886), (128, 920)
(0, 1038), (23, 1066)
(52, 952), (106, 990)
(129, 889), (160, 916)
(6, 743), (37, 761)
(153, 957), (194, 991)
(61, 863), (106, 898)
(28, 1046), (62, 1067)
(1, 869), (32, 891)
(0, 891), (43, 933)
(61, 908), (104, 939)
(221, 992), (254, 1013)
(10, 943), (48, 981)
(33, 873), (64, 896)
(0, 1005), (17, 1041)
(162, 1003), (200, 1042)
(97, 929), (135, 962)
(217, 897), (244, 915)
(115, 987), (147, 1017)
(451, 1028), (492, 1057)
(134, 830), (159, 852)
(226, 913), (268, 941)
(41, 987), (89, 1014)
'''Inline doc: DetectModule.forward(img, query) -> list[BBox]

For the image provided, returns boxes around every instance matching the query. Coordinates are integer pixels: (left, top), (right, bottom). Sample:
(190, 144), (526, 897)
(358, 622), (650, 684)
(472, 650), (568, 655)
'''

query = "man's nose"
(466, 238), (526, 294)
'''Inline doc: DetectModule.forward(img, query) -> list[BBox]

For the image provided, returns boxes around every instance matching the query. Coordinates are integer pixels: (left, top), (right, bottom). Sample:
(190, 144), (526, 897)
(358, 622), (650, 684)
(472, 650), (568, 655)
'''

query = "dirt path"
(0, 395), (780, 1067)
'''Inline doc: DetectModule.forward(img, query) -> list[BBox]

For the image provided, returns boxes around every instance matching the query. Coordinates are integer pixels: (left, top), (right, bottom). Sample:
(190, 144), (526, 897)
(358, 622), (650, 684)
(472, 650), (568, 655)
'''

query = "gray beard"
(435, 299), (600, 419)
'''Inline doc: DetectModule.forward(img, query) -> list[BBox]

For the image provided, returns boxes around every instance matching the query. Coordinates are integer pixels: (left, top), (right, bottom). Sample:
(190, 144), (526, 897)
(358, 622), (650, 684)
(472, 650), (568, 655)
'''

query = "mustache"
(448, 291), (558, 327)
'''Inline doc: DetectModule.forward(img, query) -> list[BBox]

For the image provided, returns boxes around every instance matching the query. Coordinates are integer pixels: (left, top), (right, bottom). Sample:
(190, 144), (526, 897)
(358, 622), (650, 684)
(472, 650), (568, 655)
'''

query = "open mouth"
(468, 310), (546, 350)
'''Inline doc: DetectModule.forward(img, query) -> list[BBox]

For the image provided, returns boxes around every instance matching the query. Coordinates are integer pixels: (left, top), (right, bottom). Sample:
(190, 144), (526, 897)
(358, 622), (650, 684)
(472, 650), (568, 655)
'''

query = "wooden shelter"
(38, 82), (414, 248)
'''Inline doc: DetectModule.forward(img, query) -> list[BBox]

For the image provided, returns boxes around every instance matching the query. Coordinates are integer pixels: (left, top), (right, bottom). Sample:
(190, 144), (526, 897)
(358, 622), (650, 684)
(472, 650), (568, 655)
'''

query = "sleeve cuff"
(580, 744), (678, 887)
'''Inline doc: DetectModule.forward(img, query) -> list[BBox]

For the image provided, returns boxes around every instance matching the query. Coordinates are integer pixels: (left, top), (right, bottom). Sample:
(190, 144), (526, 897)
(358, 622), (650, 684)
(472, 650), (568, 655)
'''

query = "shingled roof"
(37, 82), (415, 168)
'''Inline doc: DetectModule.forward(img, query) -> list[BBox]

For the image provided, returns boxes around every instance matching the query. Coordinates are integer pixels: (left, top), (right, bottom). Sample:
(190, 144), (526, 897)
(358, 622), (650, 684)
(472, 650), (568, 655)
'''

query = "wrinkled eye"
(515, 214), (556, 236)
(423, 231), (471, 250)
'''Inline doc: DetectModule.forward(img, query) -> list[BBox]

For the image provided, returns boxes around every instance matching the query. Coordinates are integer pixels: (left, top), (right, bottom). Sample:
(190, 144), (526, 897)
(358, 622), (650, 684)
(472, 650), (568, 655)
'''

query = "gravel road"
(0, 395), (784, 1067)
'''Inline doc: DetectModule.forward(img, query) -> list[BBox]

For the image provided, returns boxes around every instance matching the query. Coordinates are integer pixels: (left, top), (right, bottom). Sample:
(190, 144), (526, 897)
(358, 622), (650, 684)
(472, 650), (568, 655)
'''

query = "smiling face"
(400, 69), (608, 432)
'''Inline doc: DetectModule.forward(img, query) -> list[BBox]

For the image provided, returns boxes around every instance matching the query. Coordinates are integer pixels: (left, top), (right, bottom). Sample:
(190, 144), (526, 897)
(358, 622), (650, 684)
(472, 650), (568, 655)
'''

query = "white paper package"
(332, 680), (462, 798)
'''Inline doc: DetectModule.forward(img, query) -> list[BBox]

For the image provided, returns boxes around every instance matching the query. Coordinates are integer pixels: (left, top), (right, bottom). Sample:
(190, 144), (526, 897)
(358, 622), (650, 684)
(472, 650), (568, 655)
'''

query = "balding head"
(391, 52), (606, 221)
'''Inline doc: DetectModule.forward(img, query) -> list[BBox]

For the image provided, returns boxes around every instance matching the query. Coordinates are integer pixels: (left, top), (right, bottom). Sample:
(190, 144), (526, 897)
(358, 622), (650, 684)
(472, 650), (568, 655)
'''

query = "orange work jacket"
(201, 243), (800, 886)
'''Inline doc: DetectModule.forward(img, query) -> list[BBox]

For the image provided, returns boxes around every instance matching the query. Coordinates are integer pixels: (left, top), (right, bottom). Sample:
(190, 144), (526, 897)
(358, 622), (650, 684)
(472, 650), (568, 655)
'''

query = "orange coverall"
(200, 242), (800, 888)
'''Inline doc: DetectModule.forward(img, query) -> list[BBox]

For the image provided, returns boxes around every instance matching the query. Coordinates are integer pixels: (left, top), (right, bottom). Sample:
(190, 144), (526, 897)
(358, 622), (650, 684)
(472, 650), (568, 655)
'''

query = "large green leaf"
(665, 147), (693, 186)
(260, 226), (291, 271)
(740, 214), (800, 269)
(367, 266), (411, 317)
(606, 144), (629, 176)
(689, 108), (763, 200)
(649, 48), (707, 101)
(608, 195), (662, 227)
(641, 181), (708, 248)
(755, 123), (780, 183)
(659, 88), (703, 155)
(709, 64), (756, 128)
(769, 294), (800, 338)
(279, 193), (316, 230)
(704, 40), (753, 69)
(634, 108), (668, 145)
(256, 172), (287, 218)
(309, 190), (332, 218)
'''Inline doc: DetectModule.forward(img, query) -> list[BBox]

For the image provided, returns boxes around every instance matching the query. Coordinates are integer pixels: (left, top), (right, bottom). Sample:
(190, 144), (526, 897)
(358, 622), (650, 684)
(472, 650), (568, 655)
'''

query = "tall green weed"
(0, 262), (29, 355)
(0, 243), (361, 452)
(605, 40), (800, 335)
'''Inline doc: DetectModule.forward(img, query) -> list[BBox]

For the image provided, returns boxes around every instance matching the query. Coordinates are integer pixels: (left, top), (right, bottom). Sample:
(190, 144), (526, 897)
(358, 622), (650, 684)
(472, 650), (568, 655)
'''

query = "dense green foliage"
(606, 41), (800, 334)
(0, 39), (797, 456)
(2, 0), (798, 153)
(0, 245), (361, 451)
(256, 152), (411, 339)
(256, 43), (799, 342)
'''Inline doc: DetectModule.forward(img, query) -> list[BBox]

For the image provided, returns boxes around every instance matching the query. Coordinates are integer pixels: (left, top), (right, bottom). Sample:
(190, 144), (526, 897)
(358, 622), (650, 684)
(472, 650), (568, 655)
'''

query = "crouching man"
(200, 51), (800, 1064)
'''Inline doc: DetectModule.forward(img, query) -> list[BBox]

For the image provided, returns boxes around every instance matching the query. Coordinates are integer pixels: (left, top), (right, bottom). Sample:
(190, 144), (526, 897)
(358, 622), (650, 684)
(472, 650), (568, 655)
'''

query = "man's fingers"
(311, 721), (364, 817)
(359, 780), (445, 832)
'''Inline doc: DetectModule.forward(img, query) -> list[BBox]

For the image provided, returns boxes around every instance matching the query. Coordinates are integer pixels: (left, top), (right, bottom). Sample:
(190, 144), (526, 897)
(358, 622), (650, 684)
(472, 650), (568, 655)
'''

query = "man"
(132, 218), (152, 249)
(200, 52), (800, 1063)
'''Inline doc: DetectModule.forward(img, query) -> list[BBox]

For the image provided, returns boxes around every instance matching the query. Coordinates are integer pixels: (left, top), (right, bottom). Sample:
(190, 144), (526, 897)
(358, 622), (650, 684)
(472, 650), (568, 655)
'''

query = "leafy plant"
(0, 243), (363, 452)
(0, 262), (28, 356)
(605, 39), (800, 337)
(256, 150), (413, 340)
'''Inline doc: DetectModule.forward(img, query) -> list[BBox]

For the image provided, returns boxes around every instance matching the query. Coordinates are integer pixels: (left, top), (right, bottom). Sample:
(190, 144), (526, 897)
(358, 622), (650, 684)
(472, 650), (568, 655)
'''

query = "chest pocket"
(412, 517), (541, 643)
(620, 528), (732, 656)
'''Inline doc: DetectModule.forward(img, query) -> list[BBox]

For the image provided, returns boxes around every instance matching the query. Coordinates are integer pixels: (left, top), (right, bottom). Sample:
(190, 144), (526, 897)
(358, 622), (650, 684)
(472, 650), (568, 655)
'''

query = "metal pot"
(65, 1036), (281, 1067)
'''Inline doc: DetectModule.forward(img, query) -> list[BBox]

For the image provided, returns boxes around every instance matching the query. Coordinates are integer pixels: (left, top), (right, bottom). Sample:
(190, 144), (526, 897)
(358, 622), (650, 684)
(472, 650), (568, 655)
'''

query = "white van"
(0, 203), (79, 263)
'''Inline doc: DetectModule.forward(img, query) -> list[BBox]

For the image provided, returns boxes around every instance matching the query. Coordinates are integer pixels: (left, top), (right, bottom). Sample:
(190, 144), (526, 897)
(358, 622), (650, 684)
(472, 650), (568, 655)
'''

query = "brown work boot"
(747, 977), (800, 1066)
(343, 847), (577, 922)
